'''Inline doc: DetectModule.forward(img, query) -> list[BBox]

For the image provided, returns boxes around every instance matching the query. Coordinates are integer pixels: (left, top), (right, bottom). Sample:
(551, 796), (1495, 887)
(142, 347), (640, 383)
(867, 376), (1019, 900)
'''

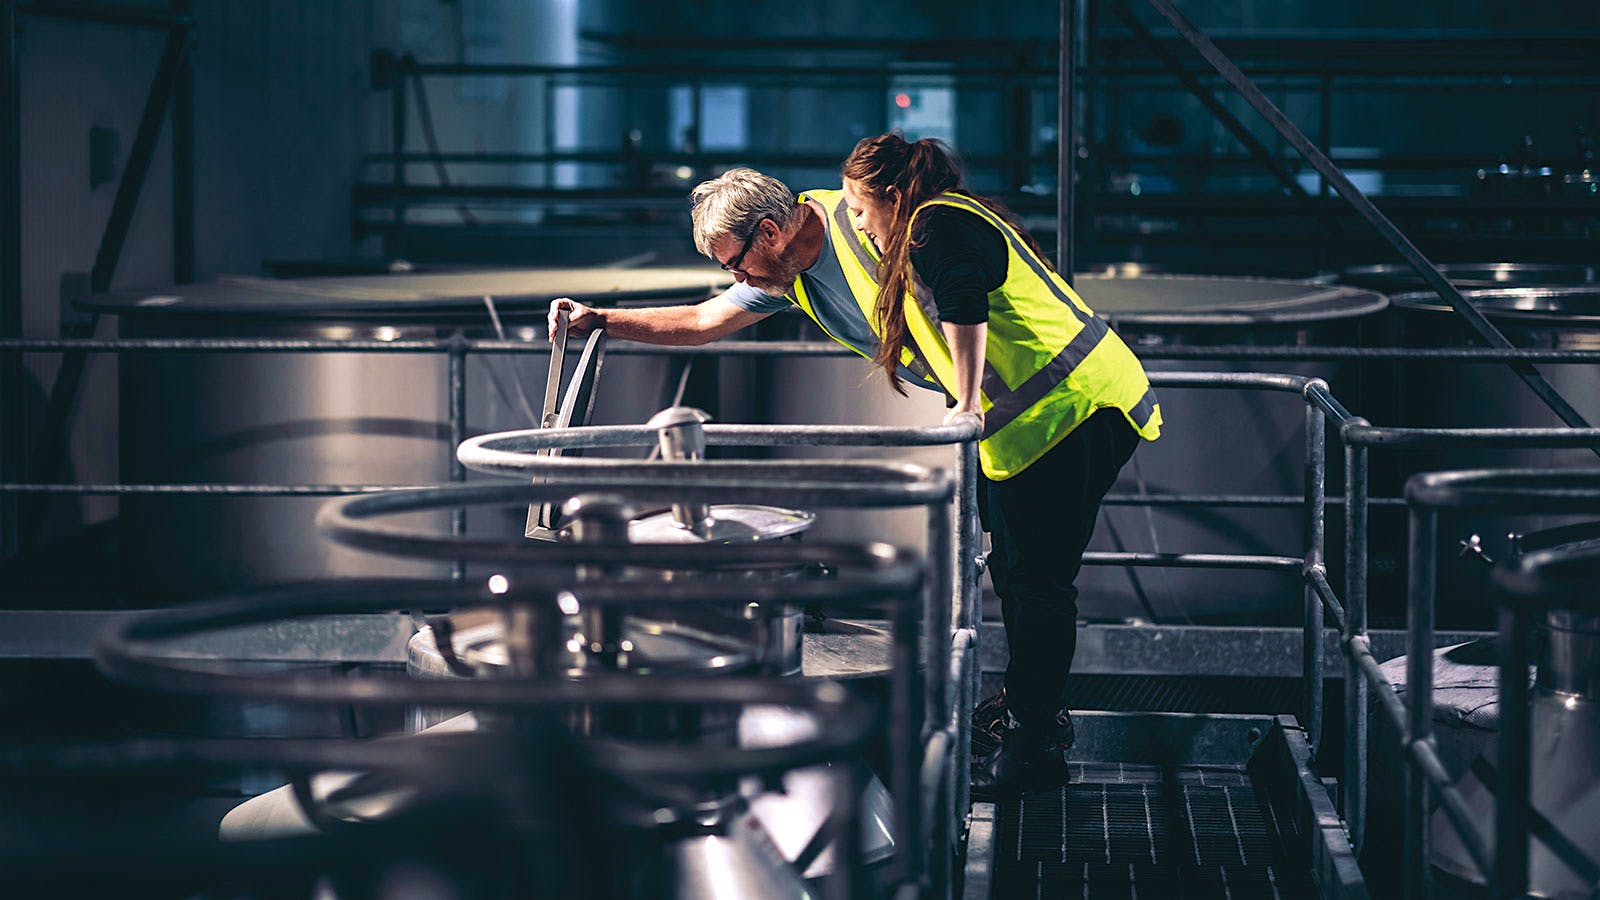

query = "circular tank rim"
(1389, 285), (1600, 325)
(1517, 520), (1600, 555)
(1341, 262), (1598, 292)
(1073, 273), (1388, 325)
(79, 267), (736, 321)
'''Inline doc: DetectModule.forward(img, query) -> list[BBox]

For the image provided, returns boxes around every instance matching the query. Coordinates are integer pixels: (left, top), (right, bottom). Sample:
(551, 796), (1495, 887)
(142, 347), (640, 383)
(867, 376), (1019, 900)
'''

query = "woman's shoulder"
(912, 200), (991, 239)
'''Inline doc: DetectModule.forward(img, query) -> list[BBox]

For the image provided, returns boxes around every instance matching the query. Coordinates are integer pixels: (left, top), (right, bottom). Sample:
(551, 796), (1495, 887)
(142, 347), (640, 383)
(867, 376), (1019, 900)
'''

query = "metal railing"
(4, 331), (1600, 896)
(1118, 360), (1600, 898)
(0, 332), (1350, 891)
(453, 419), (980, 897)
(1322, 419), (1600, 864)
(313, 478), (933, 900)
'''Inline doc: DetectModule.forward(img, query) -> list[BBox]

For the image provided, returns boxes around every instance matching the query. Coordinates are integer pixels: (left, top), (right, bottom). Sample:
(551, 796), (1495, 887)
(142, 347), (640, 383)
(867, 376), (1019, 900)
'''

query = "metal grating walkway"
(990, 763), (1315, 899)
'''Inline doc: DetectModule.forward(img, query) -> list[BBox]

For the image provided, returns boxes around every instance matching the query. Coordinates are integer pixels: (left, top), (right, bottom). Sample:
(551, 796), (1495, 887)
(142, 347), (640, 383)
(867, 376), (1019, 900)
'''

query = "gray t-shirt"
(722, 208), (936, 391)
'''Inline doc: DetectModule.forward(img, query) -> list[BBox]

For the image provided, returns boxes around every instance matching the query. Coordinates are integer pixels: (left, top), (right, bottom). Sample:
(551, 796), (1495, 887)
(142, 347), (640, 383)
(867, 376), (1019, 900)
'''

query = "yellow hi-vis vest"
(790, 189), (1161, 480)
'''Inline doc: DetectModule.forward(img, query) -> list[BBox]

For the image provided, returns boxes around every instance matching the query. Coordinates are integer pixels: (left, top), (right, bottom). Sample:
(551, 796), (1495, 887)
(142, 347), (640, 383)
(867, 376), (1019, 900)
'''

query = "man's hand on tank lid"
(547, 296), (604, 340)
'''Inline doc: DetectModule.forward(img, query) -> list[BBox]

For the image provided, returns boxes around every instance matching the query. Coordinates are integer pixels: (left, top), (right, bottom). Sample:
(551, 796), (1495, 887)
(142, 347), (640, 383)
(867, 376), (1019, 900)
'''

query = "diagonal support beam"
(90, 22), (190, 293)
(1113, 3), (1312, 202)
(30, 15), (192, 544)
(1144, 0), (1596, 447)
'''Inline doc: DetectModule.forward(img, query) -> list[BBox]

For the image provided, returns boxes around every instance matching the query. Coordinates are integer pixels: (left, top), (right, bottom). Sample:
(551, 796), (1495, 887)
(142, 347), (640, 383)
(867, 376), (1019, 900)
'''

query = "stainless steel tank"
(1070, 275), (1385, 624)
(82, 267), (731, 598)
(1429, 521), (1600, 897)
(759, 311), (951, 560)
(1339, 262), (1596, 295)
(1384, 285), (1600, 626)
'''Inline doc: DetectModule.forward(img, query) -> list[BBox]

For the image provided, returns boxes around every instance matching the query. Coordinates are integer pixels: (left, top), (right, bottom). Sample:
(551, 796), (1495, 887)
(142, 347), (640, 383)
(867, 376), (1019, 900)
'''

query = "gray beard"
(747, 244), (808, 295)
(747, 275), (793, 294)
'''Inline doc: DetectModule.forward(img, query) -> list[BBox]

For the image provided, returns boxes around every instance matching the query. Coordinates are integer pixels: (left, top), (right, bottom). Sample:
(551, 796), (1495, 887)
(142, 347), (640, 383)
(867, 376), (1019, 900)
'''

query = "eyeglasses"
(718, 217), (769, 272)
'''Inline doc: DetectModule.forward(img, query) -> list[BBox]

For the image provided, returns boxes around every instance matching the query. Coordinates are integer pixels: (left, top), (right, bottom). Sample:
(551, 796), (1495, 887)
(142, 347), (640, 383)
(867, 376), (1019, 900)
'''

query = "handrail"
(5, 337), (1600, 364)
(1389, 469), (1600, 897)
(7, 312), (1600, 893)
(1327, 428), (1600, 878)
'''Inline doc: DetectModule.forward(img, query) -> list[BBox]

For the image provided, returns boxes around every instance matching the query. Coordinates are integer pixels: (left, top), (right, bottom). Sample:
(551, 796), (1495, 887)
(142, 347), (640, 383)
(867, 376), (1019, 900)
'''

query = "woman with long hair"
(840, 132), (1162, 797)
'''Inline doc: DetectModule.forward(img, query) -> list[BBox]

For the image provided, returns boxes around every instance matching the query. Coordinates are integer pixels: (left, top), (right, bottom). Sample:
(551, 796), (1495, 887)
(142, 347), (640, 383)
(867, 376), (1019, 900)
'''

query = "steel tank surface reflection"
(1338, 262), (1596, 295)
(84, 267), (730, 599)
(759, 311), (951, 560)
(1384, 285), (1600, 627)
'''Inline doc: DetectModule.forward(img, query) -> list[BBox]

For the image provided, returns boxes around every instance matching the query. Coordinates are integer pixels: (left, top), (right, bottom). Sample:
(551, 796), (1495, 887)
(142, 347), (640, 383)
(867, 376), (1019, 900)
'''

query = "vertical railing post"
(890, 552), (925, 886)
(1404, 507), (1437, 899)
(955, 432), (979, 832)
(448, 334), (467, 583)
(927, 486), (953, 734)
(1302, 389), (1326, 754)
(171, 2), (194, 284)
(389, 55), (409, 258)
(1492, 604), (1533, 897)
(1057, 0), (1079, 281)
(0, 0), (21, 560)
(925, 482), (954, 889)
(1342, 434), (1369, 853)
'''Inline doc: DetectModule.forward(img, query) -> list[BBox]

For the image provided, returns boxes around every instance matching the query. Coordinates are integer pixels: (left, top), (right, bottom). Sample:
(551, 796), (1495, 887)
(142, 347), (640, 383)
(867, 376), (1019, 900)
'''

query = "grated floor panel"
(990, 764), (1315, 899)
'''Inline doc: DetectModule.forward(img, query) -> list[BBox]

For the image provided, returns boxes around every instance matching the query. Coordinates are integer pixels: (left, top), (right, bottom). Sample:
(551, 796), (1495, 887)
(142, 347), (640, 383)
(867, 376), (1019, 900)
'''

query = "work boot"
(971, 692), (1075, 761)
(970, 692), (1011, 760)
(970, 712), (1070, 800)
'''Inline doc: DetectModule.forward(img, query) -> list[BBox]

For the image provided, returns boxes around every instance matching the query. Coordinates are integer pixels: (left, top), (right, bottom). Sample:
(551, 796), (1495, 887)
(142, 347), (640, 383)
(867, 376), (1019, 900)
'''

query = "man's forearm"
(593, 304), (719, 345)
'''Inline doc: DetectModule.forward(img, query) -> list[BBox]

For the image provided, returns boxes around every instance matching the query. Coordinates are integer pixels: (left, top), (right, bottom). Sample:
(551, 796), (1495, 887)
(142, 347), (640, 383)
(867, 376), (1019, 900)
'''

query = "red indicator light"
(894, 93), (912, 109)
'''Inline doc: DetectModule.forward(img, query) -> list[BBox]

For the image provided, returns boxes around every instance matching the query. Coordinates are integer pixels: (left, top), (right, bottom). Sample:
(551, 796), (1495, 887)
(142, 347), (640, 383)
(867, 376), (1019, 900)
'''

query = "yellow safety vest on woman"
(790, 189), (1161, 480)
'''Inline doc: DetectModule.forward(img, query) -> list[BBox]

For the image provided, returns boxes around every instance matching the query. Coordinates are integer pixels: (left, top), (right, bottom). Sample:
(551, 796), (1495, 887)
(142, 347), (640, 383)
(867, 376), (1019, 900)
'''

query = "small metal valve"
(1457, 533), (1494, 567)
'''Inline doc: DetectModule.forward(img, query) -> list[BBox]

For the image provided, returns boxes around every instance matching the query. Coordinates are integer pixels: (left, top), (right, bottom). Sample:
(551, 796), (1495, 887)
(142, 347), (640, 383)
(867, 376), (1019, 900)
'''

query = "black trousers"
(980, 406), (1140, 727)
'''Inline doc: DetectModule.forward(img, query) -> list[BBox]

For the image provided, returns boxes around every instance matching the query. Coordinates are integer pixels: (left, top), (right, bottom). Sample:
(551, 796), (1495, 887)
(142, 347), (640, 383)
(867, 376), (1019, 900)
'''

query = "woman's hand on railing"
(942, 405), (983, 432)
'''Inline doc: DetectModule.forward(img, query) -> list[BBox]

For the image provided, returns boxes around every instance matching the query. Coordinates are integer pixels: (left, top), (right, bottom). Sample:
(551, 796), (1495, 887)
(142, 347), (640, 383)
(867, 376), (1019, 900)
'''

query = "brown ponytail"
(842, 131), (1049, 395)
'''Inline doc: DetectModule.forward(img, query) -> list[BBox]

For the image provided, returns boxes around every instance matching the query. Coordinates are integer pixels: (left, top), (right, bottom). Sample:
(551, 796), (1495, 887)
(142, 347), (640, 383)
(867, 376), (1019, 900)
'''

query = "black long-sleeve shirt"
(908, 204), (1006, 326)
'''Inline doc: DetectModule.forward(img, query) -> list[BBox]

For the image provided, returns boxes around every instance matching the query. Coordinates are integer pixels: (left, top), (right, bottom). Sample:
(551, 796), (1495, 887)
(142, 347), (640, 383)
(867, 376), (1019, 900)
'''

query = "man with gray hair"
(549, 167), (938, 389)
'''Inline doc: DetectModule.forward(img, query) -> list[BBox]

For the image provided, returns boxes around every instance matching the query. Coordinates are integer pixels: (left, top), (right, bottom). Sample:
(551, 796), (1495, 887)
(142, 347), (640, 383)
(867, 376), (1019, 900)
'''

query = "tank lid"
(628, 505), (816, 544)
(430, 619), (755, 673)
(1390, 285), (1600, 323)
(80, 267), (735, 320)
(1072, 274), (1387, 325)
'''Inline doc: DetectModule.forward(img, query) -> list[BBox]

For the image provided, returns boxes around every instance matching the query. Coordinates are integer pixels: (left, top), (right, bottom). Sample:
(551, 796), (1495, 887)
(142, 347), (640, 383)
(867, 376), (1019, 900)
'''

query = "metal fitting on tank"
(1457, 532), (1494, 567)
(647, 406), (715, 538)
(562, 493), (636, 549)
(561, 493), (637, 669)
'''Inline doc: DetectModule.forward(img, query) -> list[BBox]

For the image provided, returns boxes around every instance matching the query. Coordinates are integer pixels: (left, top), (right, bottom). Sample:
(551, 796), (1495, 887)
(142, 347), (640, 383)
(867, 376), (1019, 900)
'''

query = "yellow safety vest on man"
(789, 189), (1161, 480)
